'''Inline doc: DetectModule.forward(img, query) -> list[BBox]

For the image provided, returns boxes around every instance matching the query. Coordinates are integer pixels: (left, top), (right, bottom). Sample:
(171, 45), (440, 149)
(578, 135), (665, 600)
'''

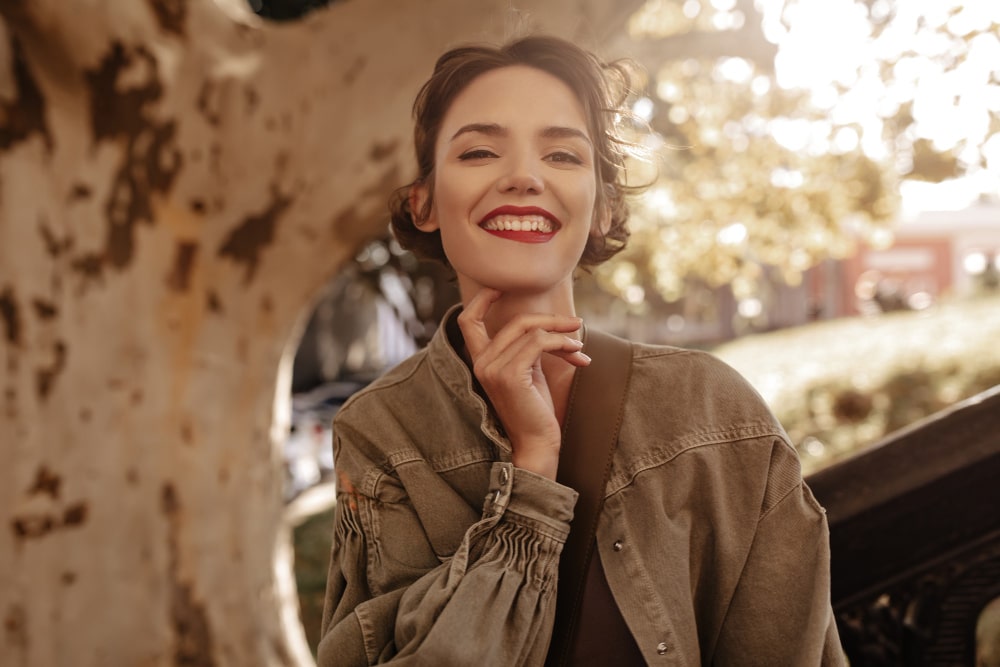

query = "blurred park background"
(259, 0), (1000, 657)
(3, 0), (995, 663)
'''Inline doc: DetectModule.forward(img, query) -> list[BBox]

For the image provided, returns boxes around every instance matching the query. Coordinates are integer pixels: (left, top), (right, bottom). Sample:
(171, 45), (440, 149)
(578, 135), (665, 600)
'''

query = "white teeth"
(481, 215), (555, 233)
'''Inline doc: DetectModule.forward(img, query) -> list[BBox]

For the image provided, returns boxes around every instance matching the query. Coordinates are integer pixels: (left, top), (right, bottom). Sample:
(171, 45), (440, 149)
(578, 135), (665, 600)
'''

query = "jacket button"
(612, 540), (623, 551)
(657, 642), (668, 655)
(492, 489), (501, 505)
(499, 467), (509, 485)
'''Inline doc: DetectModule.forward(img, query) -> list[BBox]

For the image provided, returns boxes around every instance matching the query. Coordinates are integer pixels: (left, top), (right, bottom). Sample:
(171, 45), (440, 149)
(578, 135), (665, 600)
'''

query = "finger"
(473, 315), (584, 374)
(456, 288), (502, 358)
(464, 287), (502, 320)
(477, 332), (587, 385)
(486, 313), (583, 356)
(546, 348), (592, 367)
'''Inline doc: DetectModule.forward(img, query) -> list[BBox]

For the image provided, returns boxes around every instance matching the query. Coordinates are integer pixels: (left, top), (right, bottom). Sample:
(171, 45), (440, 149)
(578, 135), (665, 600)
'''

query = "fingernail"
(578, 352), (592, 363)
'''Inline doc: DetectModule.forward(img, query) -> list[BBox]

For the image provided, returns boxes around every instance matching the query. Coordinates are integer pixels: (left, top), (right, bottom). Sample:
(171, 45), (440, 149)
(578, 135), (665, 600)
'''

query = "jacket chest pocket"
(384, 459), (487, 563)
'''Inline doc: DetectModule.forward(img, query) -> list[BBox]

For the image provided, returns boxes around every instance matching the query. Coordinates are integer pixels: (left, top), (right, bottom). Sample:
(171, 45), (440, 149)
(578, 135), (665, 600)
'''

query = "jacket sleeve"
(316, 459), (578, 666)
(713, 478), (847, 666)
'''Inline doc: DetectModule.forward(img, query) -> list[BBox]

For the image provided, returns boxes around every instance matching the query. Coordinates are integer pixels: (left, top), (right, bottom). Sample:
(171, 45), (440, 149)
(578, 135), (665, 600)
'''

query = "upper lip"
(479, 205), (561, 229)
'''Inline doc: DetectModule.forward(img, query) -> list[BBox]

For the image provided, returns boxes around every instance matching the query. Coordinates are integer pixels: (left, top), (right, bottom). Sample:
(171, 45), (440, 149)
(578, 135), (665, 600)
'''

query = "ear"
(409, 181), (439, 233)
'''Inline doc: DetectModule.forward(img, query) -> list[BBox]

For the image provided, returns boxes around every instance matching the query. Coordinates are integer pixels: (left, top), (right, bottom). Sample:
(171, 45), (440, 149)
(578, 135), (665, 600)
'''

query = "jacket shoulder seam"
(336, 351), (429, 416)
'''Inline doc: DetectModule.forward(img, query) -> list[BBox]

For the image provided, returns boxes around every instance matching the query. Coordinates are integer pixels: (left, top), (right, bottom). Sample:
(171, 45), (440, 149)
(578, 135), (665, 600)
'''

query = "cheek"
(431, 171), (473, 219)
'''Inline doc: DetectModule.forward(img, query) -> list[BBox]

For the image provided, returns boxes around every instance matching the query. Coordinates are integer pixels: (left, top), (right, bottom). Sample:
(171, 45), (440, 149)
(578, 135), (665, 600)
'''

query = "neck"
(453, 277), (581, 428)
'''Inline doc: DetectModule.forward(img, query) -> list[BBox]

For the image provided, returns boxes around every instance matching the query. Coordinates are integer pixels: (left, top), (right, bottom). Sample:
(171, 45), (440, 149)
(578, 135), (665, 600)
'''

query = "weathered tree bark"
(0, 0), (640, 664)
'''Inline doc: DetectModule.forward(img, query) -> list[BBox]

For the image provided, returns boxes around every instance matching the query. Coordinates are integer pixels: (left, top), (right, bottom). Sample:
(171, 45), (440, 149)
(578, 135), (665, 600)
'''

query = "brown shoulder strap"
(546, 327), (633, 666)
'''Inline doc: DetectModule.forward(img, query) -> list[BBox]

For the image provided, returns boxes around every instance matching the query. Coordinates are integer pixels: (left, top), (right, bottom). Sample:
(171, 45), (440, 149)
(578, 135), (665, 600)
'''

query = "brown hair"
(389, 35), (640, 268)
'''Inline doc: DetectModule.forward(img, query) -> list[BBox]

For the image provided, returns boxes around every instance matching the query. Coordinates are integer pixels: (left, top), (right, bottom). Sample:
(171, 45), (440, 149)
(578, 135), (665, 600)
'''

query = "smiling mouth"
(480, 214), (557, 234)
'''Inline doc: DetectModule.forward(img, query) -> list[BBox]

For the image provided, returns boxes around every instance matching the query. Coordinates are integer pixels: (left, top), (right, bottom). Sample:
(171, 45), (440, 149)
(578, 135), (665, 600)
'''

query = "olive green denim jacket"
(318, 310), (846, 666)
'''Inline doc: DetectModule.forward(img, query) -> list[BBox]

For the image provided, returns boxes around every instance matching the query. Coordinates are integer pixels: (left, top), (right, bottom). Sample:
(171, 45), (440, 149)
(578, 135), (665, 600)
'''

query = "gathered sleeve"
(317, 458), (577, 666)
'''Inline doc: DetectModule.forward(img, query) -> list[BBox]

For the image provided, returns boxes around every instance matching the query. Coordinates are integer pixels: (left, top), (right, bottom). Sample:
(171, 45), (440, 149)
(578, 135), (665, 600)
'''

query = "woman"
(318, 35), (845, 666)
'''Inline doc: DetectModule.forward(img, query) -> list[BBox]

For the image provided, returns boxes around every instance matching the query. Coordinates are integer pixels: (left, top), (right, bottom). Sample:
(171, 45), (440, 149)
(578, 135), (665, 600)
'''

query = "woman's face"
(413, 65), (604, 298)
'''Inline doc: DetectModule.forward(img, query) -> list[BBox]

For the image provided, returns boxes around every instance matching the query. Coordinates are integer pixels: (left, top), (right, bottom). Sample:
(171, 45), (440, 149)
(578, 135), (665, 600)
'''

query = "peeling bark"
(0, 286), (20, 345)
(217, 189), (292, 283)
(27, 466), (61, 499)
(163, 483), (217, 666)
(31, 298), (58, 320)
(149, 0), (189, 38)
(167, 241), (199, 291)
(0, 36), (52, 152)
(34, 339), (66, 399)
(85, 42), (183, 272)
(11, 499), (87, 540)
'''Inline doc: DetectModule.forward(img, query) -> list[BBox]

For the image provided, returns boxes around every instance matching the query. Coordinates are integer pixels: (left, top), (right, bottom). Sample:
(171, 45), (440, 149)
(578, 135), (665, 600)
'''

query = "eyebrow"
(450, 123), (592, 145)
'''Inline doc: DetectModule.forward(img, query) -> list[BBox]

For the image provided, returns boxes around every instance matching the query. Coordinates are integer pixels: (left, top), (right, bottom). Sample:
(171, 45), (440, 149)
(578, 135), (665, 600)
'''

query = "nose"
(497, 155), (544, 195)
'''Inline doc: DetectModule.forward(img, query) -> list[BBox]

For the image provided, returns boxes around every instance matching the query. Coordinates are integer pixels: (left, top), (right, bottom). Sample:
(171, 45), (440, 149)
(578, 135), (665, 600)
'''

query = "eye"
(545, 151), (584, 165)
(458, 149), (499, 161)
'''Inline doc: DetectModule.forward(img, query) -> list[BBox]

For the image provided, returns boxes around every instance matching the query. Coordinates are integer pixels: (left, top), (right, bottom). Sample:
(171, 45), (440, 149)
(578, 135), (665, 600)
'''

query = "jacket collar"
(425, 304), (512, 454)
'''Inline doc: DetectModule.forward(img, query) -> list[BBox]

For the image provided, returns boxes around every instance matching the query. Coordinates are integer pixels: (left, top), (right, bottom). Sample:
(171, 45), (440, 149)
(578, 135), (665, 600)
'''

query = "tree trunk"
(0, 0), (640, 664)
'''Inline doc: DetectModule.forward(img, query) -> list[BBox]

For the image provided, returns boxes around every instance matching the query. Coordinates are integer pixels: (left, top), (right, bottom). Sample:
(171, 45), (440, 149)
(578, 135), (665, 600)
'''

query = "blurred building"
(604, 198), (1000, 347)
(809, 198), (1000, 318)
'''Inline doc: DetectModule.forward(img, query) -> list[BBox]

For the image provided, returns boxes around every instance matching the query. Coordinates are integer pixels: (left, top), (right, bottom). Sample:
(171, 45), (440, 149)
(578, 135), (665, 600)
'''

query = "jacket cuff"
(483, 462), (578, 538)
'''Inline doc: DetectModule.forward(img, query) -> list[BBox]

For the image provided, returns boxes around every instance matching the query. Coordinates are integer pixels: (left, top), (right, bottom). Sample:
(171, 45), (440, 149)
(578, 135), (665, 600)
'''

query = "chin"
(475, 273), (569, 295)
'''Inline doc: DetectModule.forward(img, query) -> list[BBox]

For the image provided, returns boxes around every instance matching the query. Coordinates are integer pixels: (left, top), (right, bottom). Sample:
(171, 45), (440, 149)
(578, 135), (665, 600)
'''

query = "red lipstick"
(479, 206), (560, 244)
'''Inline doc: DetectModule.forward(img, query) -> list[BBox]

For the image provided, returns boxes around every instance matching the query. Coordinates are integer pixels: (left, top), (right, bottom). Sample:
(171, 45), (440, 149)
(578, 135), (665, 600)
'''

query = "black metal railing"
(807, 385), (1000, 666)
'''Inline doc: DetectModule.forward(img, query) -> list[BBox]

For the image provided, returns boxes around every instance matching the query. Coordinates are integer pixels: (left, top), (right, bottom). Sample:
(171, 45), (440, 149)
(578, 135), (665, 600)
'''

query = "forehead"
(439, 65), (591, 141)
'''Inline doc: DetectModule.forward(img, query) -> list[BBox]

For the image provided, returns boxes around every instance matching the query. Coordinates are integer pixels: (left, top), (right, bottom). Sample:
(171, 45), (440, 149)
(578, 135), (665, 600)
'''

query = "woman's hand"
(456, 289), (591, 480)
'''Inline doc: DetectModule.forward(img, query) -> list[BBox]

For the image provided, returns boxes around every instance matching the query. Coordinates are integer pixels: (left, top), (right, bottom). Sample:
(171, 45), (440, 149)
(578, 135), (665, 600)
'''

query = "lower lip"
(482, 229), (557, 244)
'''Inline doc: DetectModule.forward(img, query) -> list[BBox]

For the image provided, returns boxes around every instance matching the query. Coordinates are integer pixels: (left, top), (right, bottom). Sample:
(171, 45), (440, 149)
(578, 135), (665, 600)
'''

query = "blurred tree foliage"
(594, 0), (999, 307)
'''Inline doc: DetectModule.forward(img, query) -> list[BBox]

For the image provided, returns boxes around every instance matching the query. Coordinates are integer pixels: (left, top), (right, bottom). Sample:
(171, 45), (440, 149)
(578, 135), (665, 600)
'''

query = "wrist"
(512, 445), (560, 481)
